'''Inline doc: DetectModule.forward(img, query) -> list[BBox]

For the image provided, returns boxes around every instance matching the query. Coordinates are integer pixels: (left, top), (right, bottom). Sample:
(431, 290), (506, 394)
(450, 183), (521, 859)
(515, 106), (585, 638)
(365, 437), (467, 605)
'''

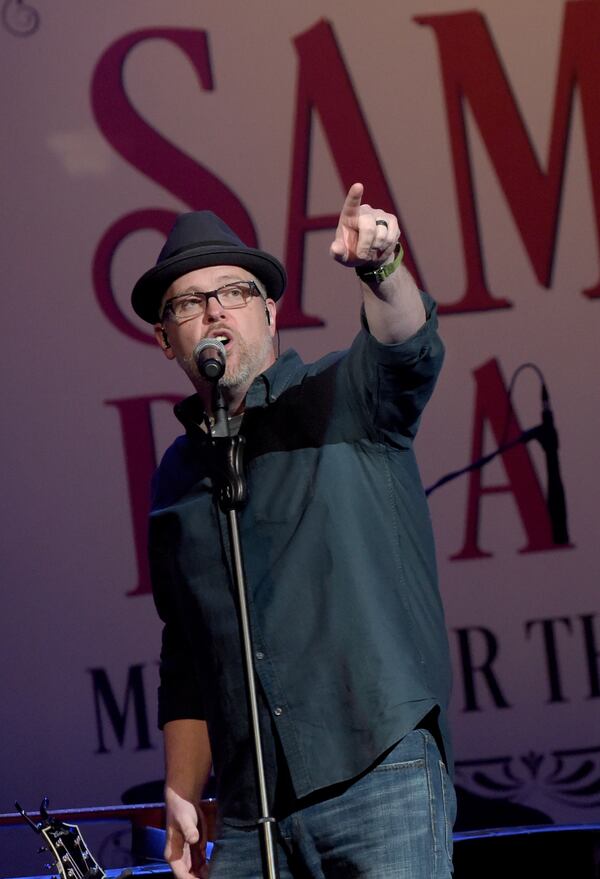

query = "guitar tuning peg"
(15, 800), (40, 832)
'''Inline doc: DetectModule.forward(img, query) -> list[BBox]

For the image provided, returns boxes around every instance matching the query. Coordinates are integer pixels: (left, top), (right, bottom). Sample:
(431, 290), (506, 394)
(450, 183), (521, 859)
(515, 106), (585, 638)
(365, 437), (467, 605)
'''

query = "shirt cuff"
(360, 291), (440, 365)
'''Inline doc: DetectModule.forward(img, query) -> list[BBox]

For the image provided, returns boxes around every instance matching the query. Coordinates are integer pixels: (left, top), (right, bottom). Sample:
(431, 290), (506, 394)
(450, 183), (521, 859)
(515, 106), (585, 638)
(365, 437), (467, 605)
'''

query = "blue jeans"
(209, 729), (456, 878)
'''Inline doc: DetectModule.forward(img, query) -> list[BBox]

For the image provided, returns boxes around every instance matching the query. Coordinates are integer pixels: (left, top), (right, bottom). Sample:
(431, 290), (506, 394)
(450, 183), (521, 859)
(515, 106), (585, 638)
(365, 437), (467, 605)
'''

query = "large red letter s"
(91, 28), (258, 343)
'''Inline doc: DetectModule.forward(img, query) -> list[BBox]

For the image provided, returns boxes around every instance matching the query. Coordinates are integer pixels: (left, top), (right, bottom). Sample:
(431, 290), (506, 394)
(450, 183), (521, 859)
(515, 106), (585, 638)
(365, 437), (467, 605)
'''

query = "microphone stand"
(426, 422), (570, 545)
(209, 379), (280, 879)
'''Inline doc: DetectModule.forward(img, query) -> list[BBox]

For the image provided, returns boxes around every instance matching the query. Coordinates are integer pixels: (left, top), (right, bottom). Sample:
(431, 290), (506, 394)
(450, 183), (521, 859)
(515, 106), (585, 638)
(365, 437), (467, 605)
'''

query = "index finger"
(339, 182), (364, 220)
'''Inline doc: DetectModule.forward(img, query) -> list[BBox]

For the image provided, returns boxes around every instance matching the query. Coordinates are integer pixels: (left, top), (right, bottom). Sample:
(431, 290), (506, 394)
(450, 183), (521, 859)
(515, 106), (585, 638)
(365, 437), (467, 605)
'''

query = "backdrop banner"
(1, 2), (598, 869)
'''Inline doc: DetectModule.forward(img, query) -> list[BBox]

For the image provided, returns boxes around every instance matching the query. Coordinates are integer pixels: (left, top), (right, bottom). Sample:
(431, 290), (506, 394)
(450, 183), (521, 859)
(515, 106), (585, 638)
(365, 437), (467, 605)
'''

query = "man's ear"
(154, 324), (176, 359)
(265, 299), (277, 336)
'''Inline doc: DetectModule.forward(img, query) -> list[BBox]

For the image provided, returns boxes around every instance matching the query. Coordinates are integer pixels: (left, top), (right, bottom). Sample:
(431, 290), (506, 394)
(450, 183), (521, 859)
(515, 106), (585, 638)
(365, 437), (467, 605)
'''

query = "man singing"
(131, 183), (455, 878)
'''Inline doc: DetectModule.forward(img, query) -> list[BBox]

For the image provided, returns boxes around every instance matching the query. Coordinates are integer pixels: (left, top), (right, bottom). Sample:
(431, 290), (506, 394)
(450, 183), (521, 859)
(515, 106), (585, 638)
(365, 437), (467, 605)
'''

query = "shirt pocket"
(246, 449), (315, 523)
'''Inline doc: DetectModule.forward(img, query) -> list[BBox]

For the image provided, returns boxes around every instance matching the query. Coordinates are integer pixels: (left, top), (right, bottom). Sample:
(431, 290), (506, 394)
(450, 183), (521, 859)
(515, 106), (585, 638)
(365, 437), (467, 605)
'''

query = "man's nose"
(204, 293), (226, 320)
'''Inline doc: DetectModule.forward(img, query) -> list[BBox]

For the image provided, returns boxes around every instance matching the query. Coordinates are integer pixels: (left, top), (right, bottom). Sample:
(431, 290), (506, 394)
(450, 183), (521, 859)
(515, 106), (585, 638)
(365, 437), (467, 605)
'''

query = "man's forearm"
(164, 718), (212, 801)
(361, 261), (426, 346)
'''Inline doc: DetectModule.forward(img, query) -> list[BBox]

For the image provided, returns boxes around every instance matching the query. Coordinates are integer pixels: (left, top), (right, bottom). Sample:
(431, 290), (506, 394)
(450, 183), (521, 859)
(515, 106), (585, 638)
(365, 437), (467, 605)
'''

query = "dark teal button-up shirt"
(149, 293), (451, 822)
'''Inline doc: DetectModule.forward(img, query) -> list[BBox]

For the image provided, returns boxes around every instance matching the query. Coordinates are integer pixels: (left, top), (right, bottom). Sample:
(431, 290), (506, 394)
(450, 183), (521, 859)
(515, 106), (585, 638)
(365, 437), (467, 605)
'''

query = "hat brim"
(131, 244), (287, 324)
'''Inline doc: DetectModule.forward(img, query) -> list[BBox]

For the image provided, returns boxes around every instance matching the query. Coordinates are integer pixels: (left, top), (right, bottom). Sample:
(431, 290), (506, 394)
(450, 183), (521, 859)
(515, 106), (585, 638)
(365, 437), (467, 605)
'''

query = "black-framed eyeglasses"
(161, 280), (262, 324)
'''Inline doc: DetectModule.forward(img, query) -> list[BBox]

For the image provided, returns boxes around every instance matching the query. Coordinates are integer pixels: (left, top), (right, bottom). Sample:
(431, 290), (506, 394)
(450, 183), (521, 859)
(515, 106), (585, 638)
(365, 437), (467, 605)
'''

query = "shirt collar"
(245, 348), (304, 408)
(174, 348), (304, 434)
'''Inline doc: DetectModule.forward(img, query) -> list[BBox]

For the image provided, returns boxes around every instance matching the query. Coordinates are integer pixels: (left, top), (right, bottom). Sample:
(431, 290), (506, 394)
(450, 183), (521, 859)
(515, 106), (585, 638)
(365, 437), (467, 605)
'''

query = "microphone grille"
(194, 338), (227, 359)
(193, 338), (227, 381)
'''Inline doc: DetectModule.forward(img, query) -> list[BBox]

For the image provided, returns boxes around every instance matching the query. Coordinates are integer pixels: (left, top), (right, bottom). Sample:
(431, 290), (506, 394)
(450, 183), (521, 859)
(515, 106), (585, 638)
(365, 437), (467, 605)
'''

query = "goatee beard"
(221, 331), (275, 388)
(180, 329), (275, 393)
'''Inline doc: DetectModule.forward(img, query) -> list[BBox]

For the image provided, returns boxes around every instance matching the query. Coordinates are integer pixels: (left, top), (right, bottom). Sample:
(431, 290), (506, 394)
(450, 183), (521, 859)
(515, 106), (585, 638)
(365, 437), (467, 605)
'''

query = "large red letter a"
(452, 359), (564, 560)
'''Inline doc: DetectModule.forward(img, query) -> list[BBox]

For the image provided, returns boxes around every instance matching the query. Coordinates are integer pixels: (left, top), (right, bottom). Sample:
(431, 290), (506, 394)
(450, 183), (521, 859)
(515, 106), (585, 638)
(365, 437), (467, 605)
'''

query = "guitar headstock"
(16, 798), (105, 879)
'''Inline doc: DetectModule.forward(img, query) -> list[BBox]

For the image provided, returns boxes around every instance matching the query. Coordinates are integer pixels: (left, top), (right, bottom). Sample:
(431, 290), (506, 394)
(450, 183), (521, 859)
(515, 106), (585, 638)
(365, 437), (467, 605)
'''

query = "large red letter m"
(417, 1), (600, 313)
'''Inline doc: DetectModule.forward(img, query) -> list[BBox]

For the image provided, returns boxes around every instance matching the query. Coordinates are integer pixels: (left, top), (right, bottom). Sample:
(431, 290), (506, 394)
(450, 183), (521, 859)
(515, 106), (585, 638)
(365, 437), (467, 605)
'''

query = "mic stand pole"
(209, 380), (280, 879)
(540, 391), (569, 545)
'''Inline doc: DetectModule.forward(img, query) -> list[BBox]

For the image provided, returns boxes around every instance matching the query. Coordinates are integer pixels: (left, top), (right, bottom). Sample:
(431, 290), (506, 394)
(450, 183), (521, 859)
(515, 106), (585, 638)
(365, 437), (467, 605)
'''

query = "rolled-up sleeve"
(343, 291), (444, 447)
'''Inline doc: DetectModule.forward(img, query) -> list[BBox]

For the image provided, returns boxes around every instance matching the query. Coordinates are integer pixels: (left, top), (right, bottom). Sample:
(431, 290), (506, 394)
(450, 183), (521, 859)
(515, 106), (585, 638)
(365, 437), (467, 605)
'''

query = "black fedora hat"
(131, 211), (287, 324)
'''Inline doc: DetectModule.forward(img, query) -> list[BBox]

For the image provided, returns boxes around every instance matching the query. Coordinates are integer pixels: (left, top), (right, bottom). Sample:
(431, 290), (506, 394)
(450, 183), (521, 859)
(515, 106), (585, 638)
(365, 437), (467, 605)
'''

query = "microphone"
(194, 338), (226, 382)
(538, 384), (570, 545)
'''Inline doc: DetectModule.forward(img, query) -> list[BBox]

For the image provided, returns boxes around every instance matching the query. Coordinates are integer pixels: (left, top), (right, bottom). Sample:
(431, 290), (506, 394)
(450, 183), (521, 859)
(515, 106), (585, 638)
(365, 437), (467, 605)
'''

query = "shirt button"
(274, 707), (283, 716)
(255, 651), (264, 660)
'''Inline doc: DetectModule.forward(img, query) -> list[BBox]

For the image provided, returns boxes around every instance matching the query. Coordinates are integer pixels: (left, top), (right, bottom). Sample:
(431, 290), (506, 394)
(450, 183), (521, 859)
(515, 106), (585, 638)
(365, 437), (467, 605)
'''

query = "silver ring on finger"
(375, 219), (388, 228)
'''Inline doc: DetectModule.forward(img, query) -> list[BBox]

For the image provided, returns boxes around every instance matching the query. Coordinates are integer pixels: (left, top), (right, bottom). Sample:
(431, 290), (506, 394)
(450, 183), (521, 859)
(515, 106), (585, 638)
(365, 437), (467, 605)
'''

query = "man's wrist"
(355, 242), (404, 285)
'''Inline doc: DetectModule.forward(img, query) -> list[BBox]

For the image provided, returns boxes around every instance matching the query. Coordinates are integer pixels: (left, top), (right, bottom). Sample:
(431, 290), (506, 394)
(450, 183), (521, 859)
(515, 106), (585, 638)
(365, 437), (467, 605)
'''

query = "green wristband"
(355, 242), (404, 284)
